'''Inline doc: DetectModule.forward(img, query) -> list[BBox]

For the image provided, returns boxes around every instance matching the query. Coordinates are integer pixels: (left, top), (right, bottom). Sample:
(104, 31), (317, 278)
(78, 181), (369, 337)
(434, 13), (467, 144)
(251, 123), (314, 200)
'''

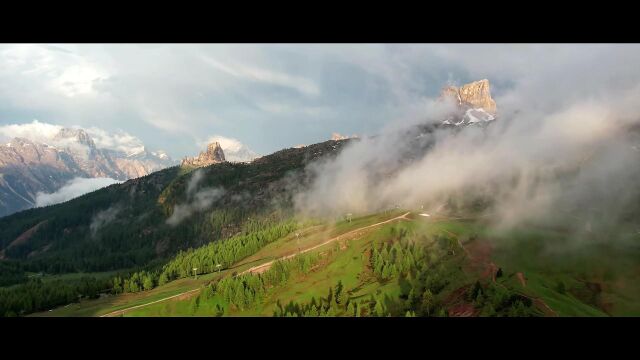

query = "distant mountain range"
(0, 127), (176, 217)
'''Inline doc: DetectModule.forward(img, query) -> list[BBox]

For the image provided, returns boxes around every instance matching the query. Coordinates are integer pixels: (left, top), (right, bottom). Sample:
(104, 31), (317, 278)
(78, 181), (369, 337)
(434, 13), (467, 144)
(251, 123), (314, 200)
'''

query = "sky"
(2, 44), (640, 159)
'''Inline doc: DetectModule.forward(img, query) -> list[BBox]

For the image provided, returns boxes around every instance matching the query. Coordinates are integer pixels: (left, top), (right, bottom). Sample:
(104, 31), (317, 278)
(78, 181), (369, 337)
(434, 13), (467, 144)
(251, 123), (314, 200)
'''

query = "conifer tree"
(334, 281), (343, 305)
(374, 298), (385, 317)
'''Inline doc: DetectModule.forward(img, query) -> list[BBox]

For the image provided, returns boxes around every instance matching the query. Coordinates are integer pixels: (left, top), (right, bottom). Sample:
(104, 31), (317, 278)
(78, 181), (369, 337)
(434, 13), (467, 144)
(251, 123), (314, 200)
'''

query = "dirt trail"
(99, 289), (201, 317)
(238, 212), (411, 276)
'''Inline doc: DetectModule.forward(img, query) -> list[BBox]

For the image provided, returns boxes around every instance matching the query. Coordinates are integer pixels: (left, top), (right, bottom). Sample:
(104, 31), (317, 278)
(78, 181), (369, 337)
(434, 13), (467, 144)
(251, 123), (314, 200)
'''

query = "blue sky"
(1, 44), (640, 159)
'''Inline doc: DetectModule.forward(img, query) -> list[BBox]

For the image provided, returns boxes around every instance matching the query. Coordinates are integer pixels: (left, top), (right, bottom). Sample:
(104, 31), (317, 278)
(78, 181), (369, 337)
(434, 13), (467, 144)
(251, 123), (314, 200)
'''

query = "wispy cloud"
(202, 56), (320, 96)
(0, 119), (62, 143)
(35, 177), (121, 207)
(3, 44), (640, 160)
(166, 169), (225, 226)
(0, 119), (149, 156)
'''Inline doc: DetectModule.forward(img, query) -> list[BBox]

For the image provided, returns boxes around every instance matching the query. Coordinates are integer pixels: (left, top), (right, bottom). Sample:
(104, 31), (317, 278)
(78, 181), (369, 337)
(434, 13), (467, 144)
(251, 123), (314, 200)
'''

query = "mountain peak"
(207, 142), (225, 159)
(440, 79), (496, 115)
(53, 128), (96, 149)
(439, 79), (497, 127)
(181, 141), (226, 168)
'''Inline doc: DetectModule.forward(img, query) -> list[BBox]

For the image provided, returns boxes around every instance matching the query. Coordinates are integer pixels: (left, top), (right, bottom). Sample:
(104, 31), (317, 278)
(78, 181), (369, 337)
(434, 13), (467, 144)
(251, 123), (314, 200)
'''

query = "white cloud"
(0, 120), (150, 155)
(0, 119), (148, 156)
(85, 127), (145, 155)
(34, 177), (121, 207)
(90, 204), (122, 237)
(0, 44), (109, 98)
(166, 169), (225, 226)
(4, 44), (640, 159)
(0, 120), (62, 143)
(201, 56), (320, 96)
(256, 102), (332, 118)
(54, 64), (108, 97)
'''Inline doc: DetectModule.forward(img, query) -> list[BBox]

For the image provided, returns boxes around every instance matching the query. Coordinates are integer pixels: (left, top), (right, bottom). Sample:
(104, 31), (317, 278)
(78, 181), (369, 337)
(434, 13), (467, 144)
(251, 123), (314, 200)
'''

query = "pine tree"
(158, 272), (169, 286)
(347, 301), (356, 317)
(233, 283), (245, 310)
(407, 288), (417, 308)
(421, 289), (434, 315)
(374, 299), (385, 317)
(334, 281), (343, 305)
(113, 277), (122, 294)
(143, 275), (154, 291)
(382, 264), (392, 279)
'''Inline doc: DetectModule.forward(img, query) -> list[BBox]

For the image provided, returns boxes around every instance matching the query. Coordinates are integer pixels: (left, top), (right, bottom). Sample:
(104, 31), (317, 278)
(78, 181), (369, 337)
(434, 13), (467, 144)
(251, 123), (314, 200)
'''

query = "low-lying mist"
(166, 169), (225, 226)
(293, 85), (640, 246)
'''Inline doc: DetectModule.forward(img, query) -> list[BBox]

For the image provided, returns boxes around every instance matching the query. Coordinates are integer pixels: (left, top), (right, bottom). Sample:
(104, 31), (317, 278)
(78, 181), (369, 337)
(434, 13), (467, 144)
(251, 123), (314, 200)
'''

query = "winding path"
(99, 289), (201, 317)
(238, 212), (411, 276)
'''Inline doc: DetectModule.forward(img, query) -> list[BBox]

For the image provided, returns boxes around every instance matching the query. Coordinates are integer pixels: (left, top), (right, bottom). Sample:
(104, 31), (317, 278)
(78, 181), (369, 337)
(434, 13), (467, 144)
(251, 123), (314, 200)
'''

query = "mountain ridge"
(0, 128), (176, 217)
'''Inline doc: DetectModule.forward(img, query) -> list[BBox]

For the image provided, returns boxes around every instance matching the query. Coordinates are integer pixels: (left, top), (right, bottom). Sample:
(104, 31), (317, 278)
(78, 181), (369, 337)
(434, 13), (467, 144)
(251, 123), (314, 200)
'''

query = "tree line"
(0, 276), (112, 317)
(272, 281), (398, 317)
(112, 221), (300, 294)
(184, 252), (320, 315)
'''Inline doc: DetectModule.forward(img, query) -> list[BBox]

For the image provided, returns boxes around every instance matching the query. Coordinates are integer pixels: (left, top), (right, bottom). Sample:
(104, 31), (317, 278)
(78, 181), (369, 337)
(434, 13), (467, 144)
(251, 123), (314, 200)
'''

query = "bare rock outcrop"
(440, 79), (497, 114)
(439, 79), (498, 126)
(181, 142), (226, 168)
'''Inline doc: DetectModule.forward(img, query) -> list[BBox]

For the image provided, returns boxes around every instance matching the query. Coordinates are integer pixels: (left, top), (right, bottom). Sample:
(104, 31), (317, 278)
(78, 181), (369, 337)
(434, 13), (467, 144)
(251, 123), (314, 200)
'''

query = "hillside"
(0, 139), (352, 277)
(26, 209), (640, 318)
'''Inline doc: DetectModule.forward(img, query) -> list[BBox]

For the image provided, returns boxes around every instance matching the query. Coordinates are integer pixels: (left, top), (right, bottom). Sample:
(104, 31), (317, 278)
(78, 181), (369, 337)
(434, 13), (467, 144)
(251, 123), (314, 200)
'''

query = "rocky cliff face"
(181, 142), (226, 168)
(52, 128), (128, 180)
(441, 79), (496, 114)
(0, 138), (80, 216)
(458, 79), (497, 114)
(0, 128), (175, 217)
(440, 79), (497, 126)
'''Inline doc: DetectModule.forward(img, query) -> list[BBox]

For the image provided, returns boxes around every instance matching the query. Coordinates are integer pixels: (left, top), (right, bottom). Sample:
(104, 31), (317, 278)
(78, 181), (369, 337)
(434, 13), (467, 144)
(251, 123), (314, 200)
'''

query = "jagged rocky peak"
(440, 79), (497, 115)
(440, 79), (497, 126)
(207, 142), (226, 161)
(181, 141), (226, 167)
(53, 128), (96, 148)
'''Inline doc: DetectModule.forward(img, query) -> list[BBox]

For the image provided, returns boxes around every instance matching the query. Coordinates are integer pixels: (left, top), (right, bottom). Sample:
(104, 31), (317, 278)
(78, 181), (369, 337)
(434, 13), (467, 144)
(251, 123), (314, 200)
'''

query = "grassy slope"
(35, 210), (640, 317)
(429, 220), (612, 316)
(123, 217), (475, 317)
(32, 210), (404, 317)
(486, 226), (640, 316)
